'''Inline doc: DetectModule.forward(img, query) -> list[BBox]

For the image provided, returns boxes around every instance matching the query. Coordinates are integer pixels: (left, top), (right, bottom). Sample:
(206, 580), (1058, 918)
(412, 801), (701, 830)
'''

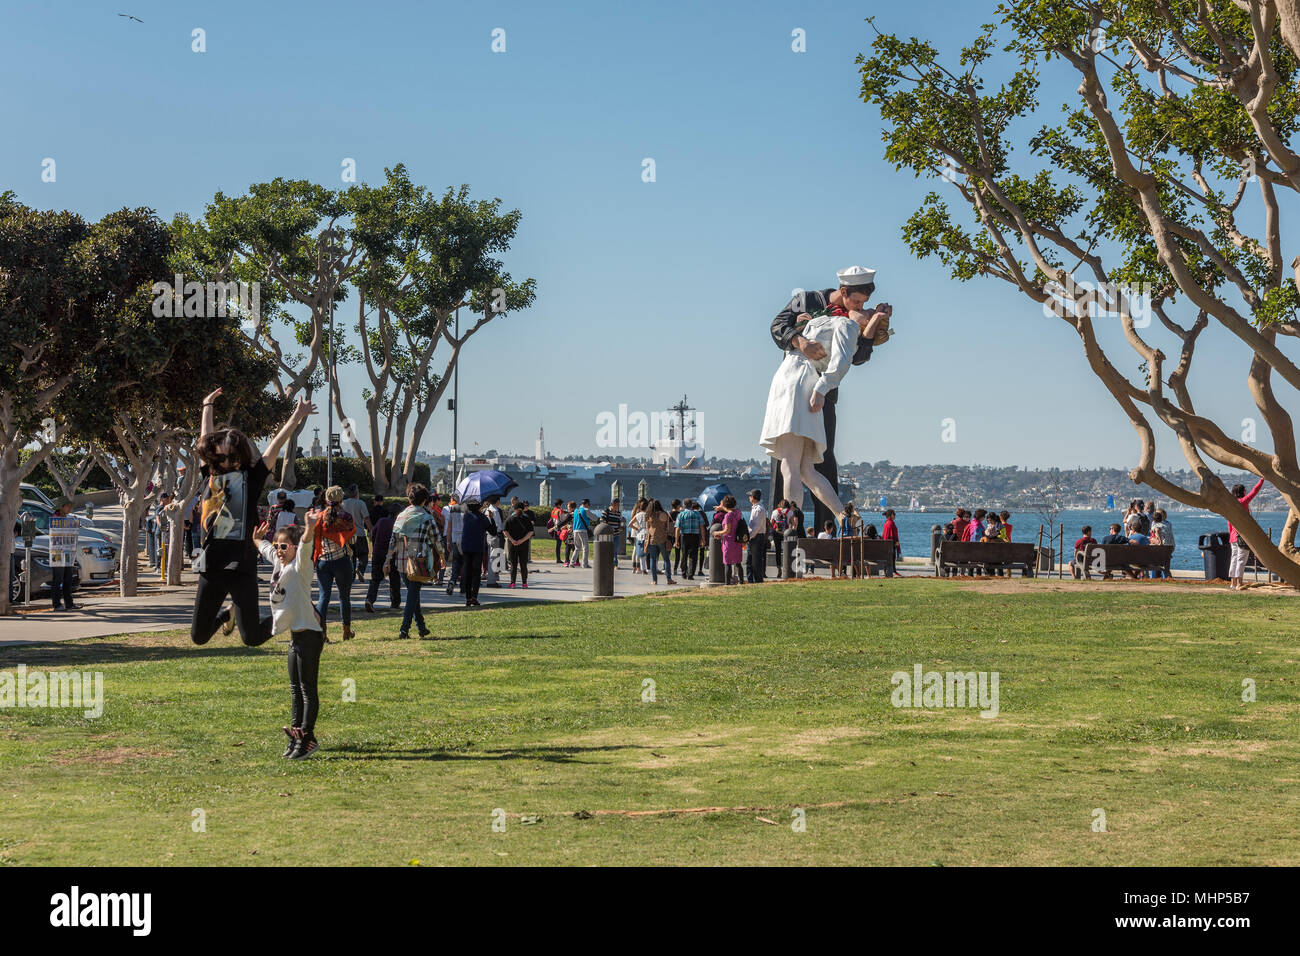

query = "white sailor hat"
(836, 266), (876, 288)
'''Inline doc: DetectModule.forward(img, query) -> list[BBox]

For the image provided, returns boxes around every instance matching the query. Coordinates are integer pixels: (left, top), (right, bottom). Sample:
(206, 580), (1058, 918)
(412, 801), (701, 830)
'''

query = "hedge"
(291, 457), (430, 493)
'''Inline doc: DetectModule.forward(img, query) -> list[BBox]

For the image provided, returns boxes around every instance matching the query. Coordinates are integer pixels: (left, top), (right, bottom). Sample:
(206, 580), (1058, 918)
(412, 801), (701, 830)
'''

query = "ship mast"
(668, 395), (694, 447)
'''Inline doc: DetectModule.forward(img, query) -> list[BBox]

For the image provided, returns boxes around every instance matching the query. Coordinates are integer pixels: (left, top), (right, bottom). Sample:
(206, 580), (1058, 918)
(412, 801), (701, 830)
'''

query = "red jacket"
(310, 507), (356, 562)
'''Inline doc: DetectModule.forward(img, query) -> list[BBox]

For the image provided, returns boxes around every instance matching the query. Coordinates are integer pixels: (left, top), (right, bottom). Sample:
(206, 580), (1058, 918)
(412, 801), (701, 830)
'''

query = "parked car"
(13, 508), (119, 584)
(20, 483), (58, 510)
(8, 546), (82, 605)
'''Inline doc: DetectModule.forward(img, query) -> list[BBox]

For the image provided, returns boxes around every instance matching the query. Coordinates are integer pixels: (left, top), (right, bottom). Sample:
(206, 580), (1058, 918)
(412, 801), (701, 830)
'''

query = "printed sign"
(48, 515), (79, 568)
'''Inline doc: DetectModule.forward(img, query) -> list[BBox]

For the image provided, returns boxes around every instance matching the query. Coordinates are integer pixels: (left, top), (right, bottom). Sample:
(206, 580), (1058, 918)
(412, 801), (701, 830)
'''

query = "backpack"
(734, 515), (749, 544)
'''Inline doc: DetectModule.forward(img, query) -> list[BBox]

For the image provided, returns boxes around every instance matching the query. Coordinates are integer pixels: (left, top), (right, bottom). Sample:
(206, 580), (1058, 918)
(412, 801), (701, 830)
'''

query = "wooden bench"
(1074, 543), (1173, 579)
(937, 540), (1038, 577)
(794, 537), (898, 577)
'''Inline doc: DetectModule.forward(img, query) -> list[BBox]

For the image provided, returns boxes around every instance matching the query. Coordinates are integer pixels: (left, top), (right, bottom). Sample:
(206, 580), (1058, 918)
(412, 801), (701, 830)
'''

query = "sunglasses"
(272, 542), (293, 552)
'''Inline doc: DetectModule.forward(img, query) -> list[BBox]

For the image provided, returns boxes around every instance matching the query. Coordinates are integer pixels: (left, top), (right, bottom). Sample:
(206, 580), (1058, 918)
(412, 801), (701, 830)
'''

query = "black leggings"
(508, 543), (529, 585)
(462, 551), (483, 602)
(288, 629), (324, 735)
(191, 569), (268, 646)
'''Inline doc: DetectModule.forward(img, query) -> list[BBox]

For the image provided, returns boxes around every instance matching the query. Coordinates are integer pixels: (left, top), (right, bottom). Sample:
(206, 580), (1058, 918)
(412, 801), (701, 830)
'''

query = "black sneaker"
(211, 605), (235, 639)
(282, 727), (300, 758)
(291, 736), (319, 759)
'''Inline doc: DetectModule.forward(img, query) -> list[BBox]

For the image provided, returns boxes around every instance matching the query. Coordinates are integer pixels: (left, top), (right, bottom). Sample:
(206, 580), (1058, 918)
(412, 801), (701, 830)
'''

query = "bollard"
(85, 502), (94, 520)
(701, 522), (725, 587)
(930, 524), (943, 573)
(780, 530), (793, 579)
(589, 521), (615, 599)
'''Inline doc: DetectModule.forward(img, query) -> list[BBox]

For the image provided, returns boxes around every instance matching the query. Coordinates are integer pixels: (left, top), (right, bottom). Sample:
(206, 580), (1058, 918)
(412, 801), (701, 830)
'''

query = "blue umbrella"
(456, 469), (518, 503)
(697, 482), (732, 510)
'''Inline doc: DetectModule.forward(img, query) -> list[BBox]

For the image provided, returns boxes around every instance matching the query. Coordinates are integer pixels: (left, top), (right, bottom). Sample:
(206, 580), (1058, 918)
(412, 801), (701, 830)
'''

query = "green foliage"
(291, 456), (429, 493)
(0, 202), (171, 439)
(859, 1), (1300, 327)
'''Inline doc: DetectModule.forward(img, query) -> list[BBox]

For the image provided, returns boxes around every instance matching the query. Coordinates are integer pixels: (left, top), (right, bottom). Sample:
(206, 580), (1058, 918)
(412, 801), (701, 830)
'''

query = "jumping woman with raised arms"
(191, 387), (315, 646)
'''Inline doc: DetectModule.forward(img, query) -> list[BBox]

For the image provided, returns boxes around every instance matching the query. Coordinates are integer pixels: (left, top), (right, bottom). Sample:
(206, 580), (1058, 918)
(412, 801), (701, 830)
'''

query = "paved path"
(0, 558), (737, 646)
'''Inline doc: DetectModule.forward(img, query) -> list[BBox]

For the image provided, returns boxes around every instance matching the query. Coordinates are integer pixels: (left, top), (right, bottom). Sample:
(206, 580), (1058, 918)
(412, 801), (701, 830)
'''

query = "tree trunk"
(1281, 508), (1299, 558)
(118, 484), (150, 598)
(0, 450), (25, 616)
(1275, 0), (1300, 66)
(166, 512), (186, 586)
(165, 461), (201, 586)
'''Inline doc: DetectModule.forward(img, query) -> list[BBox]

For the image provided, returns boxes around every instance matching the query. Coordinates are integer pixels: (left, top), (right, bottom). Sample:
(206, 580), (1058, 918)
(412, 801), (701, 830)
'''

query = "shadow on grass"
(0, 641), (282, 667)
(332, 743), (645, 763)
(0, 629), (571, 665)
(414, 632), (566, 642)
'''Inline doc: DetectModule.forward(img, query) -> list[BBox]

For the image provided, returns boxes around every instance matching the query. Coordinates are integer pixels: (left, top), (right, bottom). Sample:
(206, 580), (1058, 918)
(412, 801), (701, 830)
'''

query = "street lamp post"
(325, 228), (337, 489)
(326, 293), (334, 488)
(451, 305), (459, 486)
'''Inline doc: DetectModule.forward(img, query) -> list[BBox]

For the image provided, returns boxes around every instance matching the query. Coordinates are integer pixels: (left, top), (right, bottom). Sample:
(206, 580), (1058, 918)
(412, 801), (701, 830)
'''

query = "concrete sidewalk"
(0, 558), (724, 646)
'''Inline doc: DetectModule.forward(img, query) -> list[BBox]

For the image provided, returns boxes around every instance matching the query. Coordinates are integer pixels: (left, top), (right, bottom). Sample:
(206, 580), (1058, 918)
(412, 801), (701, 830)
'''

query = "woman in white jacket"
(253, 513), (324, 759)
(760, 304), (890, 522)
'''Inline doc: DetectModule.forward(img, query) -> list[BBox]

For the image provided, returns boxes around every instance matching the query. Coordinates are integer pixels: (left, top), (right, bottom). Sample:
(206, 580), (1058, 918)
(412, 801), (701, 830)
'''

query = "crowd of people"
(1069, 499), (1175, 580)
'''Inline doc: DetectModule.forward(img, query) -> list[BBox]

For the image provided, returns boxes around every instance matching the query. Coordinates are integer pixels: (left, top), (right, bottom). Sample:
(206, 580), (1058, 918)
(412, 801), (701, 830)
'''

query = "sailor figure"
(765, 266), (893, 534)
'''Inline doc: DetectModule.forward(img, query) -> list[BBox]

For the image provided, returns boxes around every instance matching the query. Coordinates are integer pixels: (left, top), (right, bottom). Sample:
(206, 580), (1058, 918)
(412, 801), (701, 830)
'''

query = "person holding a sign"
(49, 498), (80, 611)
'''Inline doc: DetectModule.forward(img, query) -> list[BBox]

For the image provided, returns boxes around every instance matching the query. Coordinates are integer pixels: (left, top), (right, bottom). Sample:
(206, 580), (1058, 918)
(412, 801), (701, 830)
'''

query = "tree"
(44, 445), (96, 501)
(344, 170), (536, 493)
(78, 308), (289, 595)
(173, 178), (362, 489)
(0, 198), (170, 615)
(861, 0), (1300, 586)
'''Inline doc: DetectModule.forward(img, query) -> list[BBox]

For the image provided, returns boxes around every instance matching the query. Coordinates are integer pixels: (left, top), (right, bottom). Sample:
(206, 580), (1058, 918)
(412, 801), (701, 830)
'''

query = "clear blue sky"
(2, 0), (1282, 470)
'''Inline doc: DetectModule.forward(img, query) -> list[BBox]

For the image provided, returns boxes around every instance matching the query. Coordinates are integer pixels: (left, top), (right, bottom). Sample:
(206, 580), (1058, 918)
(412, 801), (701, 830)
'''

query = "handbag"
(404, 552), (433, 583)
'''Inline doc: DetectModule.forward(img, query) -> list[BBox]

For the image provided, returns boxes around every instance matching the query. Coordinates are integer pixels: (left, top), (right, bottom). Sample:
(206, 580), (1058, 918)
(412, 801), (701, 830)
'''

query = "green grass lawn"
(2, 578), (1298, 866)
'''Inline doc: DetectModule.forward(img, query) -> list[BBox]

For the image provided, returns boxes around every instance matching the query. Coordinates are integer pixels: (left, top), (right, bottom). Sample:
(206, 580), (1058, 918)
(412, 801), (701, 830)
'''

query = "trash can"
(1198, 532), (1230, 580)
(1035, 547), (1053, 574)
